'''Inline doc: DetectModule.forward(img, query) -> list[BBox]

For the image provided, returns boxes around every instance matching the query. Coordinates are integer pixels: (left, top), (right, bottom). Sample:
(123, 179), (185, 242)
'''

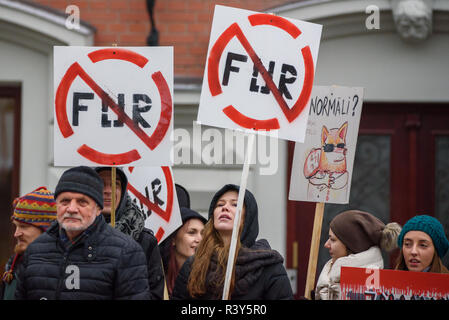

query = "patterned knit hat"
(397, 215), (449, 258)
(12, 186), (57, 232)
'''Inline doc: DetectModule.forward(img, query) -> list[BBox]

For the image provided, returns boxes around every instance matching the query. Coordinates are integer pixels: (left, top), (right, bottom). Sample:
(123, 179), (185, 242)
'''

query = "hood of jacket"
(95, 167), (128, 216)
(208, 184), (259, 248)
(315, 246), (383, 300)
(95, 167), (145, 241)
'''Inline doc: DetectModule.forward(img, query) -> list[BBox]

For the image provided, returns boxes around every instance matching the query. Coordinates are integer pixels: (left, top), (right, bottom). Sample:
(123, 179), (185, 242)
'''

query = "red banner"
(341, 266), (449, 300)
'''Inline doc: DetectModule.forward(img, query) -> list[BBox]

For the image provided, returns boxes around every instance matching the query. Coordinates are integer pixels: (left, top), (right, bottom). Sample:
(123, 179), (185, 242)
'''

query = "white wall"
(0, 40), (49, 194)
(315, 33), (449, 102)
(0, 0), (94, 195)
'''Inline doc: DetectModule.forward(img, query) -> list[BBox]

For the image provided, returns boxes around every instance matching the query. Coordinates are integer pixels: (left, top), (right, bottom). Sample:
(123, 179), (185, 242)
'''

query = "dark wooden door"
(0, 86), (21, 271)
(286, 103), (449, 299)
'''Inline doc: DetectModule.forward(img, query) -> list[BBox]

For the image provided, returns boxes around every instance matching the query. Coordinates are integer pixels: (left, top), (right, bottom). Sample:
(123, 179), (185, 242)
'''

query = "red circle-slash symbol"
(55, 48), (172, 165)
(126, 166), (174, 242)
(207, 13), (315, 130)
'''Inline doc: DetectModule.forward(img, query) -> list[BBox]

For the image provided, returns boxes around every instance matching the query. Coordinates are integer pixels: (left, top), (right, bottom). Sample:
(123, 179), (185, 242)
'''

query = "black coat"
(172, 239), (293, 300)
(15, 215), (150, 300)
(113, 193), (165, 300)
(95, 167), (165, 300)
(171, 184), (293, 300)
(138, 227), (165, 300)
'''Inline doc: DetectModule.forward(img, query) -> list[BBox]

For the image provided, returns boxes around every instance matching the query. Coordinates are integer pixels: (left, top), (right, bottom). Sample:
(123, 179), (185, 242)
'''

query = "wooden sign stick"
(222, 132), (255, 300)
(111, 166), (116, 228)
(304, 202), (325, 299)
(110, 43), (118, 228)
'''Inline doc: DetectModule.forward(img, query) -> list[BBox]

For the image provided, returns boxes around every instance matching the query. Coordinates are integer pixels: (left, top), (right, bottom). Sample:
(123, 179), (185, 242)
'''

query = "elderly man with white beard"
(15, 166), (150, 300)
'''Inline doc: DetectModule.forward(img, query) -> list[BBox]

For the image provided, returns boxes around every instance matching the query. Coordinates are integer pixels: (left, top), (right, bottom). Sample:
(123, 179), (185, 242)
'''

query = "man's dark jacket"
(96, 167), (165, 300)
(15, 215), (150, 300)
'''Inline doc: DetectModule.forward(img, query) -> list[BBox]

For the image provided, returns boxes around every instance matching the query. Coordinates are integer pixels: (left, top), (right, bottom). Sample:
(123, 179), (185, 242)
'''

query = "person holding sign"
(95, 167), (165, 300)
(395, 215), (449, 274)
(171, 184), (293, 300)
(315, 210), (401, 300)
(159, 207), (207, 298)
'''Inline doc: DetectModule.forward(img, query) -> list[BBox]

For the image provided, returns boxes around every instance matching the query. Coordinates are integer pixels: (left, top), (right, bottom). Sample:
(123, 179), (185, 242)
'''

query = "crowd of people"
(1, 165), (448, 300)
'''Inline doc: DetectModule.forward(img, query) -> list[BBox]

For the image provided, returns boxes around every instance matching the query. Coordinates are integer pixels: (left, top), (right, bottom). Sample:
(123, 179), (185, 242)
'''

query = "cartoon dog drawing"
(303, 122), (349, 202)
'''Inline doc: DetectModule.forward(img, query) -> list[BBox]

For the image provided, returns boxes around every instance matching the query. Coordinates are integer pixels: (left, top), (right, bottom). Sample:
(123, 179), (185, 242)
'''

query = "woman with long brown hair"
(159, 207), (206, 298)
(171, 184), (293, 300)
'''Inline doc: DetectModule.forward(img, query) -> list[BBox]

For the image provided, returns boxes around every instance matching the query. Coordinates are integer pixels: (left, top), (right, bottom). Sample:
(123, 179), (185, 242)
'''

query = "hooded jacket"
(315, 246), (384, 300)
(95, 167), (165, 300)
(172, 184), (293, 300)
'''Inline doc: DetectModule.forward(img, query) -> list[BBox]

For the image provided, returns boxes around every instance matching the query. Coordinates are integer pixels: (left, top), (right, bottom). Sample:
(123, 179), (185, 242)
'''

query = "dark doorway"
(0, 86), (21, 271)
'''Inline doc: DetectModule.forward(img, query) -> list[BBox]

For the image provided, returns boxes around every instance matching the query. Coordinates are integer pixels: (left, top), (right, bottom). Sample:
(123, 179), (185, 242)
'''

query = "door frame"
(0, 85), (21, 202)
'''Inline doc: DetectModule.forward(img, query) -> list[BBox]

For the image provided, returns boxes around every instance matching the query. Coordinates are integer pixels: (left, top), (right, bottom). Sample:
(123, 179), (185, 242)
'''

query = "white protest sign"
(53, 46), (173, 166)
(197, 5), (322, 142)
(289, 86), (364, 204)
(124, 166), (181, 243)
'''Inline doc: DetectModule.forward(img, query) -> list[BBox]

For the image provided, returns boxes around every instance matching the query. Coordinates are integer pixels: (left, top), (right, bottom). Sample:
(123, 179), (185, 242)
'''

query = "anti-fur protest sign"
(197, 5), (323, 299)
(197, 5), (322, 142)
(124, 166), (181, 243)
(289, 86), (364, 204)
(53, 46), (173, 166)
(288, 85), (364, 299)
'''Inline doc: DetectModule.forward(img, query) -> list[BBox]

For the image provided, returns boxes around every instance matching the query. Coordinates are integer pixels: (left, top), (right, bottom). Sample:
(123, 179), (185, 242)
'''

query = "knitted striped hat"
(12, 186), (57, 231)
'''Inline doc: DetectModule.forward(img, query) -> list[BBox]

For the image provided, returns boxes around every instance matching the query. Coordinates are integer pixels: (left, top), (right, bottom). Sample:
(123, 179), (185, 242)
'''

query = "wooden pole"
(222, 132), (255, 300)
(110, 42), (118, 229)
(304, 202), (325, 299)
(111, 167), (116, 228)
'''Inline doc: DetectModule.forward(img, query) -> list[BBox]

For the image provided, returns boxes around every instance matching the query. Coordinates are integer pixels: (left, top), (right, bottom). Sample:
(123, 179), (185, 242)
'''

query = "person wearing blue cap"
(395, 215), (449, 274)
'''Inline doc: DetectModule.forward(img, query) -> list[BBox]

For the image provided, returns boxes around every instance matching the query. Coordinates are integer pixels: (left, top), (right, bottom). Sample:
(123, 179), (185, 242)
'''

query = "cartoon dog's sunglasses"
(323, 143), (346, 152)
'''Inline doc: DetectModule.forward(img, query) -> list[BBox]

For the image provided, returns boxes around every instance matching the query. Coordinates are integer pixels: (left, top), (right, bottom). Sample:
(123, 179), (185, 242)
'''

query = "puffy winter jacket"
(15, 215), (150, 300)
(171, 184), (293, 300)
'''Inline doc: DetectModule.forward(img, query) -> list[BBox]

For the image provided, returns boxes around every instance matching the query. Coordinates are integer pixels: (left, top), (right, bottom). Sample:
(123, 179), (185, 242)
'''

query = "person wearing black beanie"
(54, 166), (104, 209)
(172, 184), (293, 300)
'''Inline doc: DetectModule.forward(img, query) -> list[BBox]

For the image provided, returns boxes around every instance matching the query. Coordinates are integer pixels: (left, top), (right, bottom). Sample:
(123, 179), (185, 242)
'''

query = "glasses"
(323, 143), (346, 152)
